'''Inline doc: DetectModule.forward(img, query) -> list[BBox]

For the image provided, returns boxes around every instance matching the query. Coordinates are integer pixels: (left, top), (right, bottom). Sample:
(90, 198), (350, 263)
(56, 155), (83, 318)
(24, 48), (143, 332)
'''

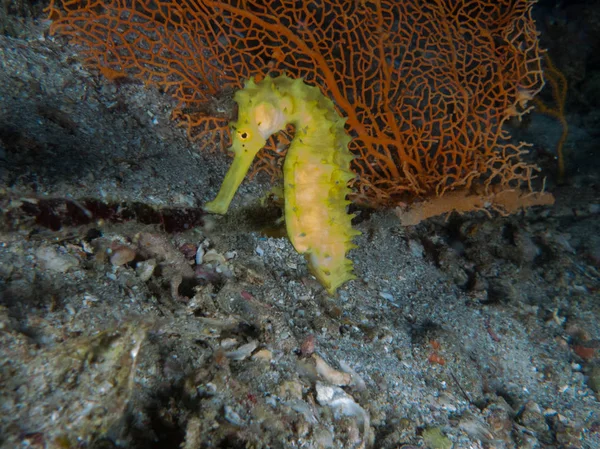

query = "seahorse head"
(230, 77), (291, 157)
(205, 76), (294, 215)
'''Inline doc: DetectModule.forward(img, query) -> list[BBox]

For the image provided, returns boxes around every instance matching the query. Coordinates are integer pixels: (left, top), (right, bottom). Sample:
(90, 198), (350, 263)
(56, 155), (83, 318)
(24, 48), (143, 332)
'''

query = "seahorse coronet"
(204, 75), (360, 295)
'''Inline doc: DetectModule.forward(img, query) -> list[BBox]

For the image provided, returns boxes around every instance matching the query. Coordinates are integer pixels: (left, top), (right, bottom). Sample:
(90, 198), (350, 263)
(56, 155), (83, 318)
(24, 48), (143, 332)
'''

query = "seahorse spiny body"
(204, 75), (360, 294)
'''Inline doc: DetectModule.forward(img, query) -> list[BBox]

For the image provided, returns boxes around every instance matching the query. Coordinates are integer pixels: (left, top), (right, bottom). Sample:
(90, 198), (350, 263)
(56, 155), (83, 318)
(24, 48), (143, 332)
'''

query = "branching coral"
(48, 0), (546, 208)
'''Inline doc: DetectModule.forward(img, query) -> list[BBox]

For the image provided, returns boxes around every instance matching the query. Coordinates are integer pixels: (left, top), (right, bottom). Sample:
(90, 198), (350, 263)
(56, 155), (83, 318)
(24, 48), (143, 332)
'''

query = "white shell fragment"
(135, 258), (156, 282)
(316, 382), (371, 447)
(223, 405), (243, 426)
(224, 250), (237, 260)
(195, 245), (205, 265)
(225, 340), (258, 361)
(338, 360), (366, 391)
(36, 246), (80, 273)
(313, 354), (352, 386)
(203, 249), (226, 264)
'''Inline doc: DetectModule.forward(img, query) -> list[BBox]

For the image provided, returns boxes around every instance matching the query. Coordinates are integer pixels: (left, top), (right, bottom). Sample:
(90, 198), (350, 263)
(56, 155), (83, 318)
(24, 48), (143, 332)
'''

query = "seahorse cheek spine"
(205, 76), (360, 295)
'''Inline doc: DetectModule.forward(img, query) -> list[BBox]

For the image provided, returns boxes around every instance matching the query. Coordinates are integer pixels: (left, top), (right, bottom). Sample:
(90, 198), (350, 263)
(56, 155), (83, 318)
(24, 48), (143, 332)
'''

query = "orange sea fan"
(47, 0), (545, 208)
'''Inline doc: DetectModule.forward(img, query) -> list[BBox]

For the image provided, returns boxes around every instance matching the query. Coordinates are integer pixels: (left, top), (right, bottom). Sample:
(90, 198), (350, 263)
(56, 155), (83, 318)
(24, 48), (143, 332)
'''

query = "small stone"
(202, 216), (217, 232)
(203, 249), (226, 264)
(315, 382), (370, 444)
(109, 245), (136, 266)
(225, 341), (258, 361)
(300, 334), (316, 357)
(513, 230), (540, 263)
(251, 349), (273, 362)
(379, 291), (394, 302)
(36, 246), (79, 273)
(0, 261), (14, 278)
(172, 193), (195, 207)
(313, 428), (334, 448)
(278, 380), (304, 400)
(195, 245), (205, 264)
(408, 239), (424, 258)
(223, 405), (243, 426)
(588, 366), (600, 393)
(179, 243), (198, 260)
(181, 416), (202, 449)
(422, 427), (453, 449)
(518, 401), (552, 443)
(136, 259), (156, 282)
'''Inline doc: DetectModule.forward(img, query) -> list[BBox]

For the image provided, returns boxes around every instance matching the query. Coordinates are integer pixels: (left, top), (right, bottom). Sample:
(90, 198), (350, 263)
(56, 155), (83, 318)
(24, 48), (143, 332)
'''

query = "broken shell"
(316, 382), (371, 445)
(225, 341), (258, 361)
(314, 354), (352, 386)
(203, 249), (226, 264)
(36, 246), (80, 273)
(223, 405), (243, 426)
(338, 360), (366, 391)
(195, 245), (205, 265)
(220, 338), (238, 350)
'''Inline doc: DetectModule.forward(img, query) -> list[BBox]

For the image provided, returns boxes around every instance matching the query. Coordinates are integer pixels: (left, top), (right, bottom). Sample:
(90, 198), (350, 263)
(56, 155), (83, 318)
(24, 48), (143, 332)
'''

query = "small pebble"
(109, 245), (136, 266)
(136, 259), (156, 281)
(223, 405), (243, 426)
(36, 246), (80, 273)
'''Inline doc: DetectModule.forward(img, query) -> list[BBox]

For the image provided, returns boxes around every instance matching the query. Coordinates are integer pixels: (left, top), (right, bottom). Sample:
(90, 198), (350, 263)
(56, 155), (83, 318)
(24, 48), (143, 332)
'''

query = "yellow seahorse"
(204, 75), (360, 295)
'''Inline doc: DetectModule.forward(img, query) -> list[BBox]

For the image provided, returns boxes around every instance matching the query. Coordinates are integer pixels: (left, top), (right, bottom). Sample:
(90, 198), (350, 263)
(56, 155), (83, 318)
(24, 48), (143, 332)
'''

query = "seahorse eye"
(239, 131), (249, 140)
